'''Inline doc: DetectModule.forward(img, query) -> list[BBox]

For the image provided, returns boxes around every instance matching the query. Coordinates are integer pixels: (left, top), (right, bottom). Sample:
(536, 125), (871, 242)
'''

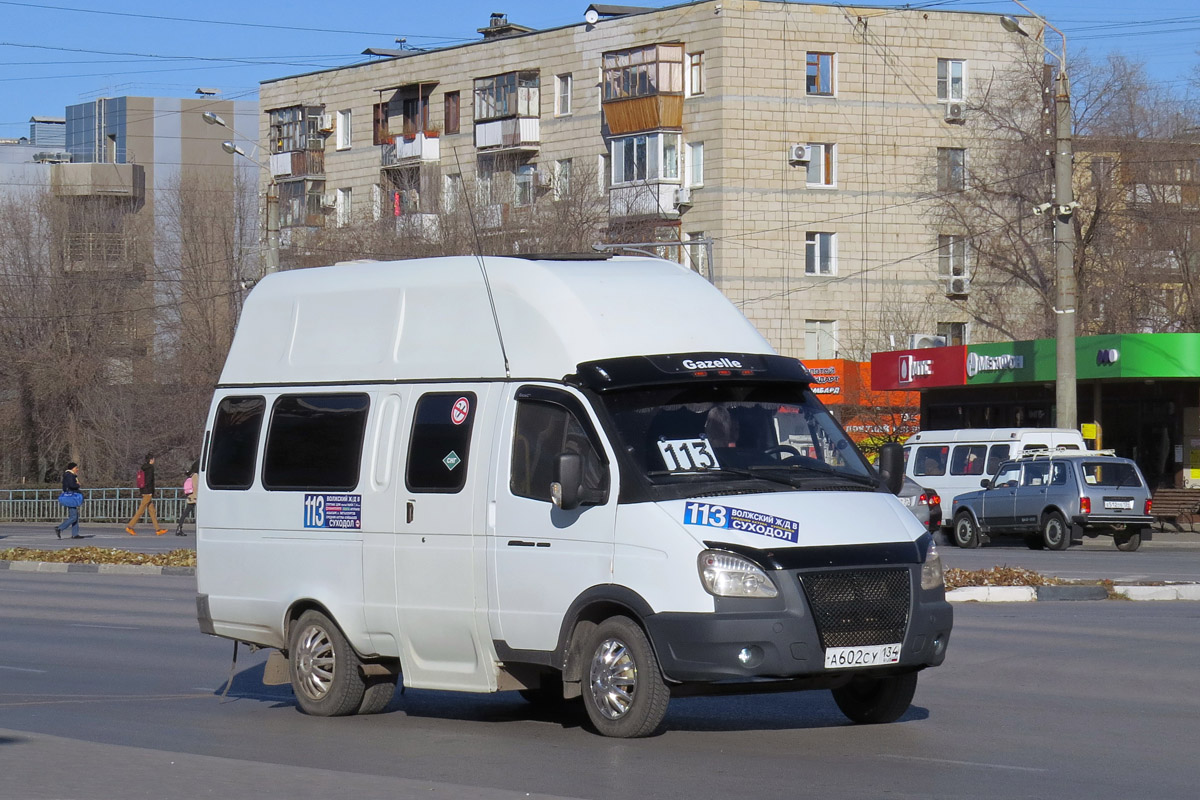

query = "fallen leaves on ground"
(0, 546), (196, 567)
(945, 565), (1064, 590)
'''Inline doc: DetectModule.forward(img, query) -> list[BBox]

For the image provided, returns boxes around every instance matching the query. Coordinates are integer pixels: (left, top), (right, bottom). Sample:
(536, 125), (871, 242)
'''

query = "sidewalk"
(0, 522), (195, 576)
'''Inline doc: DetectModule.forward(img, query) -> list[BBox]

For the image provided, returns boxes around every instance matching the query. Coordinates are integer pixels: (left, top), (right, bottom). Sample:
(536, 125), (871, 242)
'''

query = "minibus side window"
(949, 444), (987, 476)
(406, 392), (477, 493)
(986, 444), (1010, 474)
(208, 396), (266, 490)
(262, 393), (370, 491)
(913, 445), (948, 476)
(511, 400), (605, 503)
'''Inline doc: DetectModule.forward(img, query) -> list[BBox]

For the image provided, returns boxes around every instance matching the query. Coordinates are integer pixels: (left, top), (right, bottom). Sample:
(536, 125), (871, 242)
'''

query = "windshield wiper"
(646, 467), (798, 489)
(750, 460), (881, 488)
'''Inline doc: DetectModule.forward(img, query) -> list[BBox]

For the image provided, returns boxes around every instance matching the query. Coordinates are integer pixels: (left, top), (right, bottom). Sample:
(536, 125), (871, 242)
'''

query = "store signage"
(966, 351), (1025, 377)
(1096, 348), (1120, 366)
(898, 355), (933, 383)
(870, 347), (966, 390)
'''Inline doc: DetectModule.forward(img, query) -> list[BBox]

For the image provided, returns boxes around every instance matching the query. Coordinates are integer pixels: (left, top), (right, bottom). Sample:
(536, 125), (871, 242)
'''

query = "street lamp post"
(1001, 3), (1077, 430)
(202, 112), (280, 276)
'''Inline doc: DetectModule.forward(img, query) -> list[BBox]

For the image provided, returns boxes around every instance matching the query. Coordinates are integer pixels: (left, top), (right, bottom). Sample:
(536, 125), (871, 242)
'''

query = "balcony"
(608, 182), (683, 219)
(395, 212), (440, 237)
(602, 95), (684, 136)
(381, 133), (441, 168)
(270, 150), (324, 179)
(50, 162), (145, 202)
(474, 117), (540, 153)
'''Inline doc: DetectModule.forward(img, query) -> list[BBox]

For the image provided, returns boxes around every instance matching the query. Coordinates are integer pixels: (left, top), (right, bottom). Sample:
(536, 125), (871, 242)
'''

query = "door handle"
(406, 501), (414, 524)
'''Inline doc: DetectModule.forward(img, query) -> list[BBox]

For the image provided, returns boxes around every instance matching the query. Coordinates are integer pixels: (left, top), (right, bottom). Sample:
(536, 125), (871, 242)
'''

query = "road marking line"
(68, 624), (138, 630)
(879, 755), (1047, 773)
(0, 665), (47, 673)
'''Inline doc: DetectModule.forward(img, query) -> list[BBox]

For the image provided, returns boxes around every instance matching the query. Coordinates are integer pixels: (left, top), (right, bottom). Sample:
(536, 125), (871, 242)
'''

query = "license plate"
(824, 643), (902, 669)
(1104, 500), (1134, 510)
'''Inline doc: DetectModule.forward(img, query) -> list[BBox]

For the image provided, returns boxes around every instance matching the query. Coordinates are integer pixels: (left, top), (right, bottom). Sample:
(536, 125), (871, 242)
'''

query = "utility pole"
(1001, 2), (1076, 429)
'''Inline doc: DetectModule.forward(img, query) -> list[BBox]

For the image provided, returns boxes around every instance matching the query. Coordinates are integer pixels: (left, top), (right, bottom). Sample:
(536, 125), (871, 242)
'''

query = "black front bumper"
(644, 560), (952, 684)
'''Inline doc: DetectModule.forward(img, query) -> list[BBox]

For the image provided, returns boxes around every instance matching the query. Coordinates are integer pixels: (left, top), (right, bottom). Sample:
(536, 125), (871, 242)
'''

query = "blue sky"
(2, 0), (1197, 137)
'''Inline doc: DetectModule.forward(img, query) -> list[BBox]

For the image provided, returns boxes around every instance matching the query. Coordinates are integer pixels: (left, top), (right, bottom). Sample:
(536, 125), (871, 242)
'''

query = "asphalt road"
(1, 570), (1198, 799)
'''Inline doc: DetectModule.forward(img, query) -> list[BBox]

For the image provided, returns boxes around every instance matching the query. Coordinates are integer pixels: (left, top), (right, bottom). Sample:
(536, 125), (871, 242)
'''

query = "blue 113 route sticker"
(303, 494), (362, 530)
(683, 501), (800, 544)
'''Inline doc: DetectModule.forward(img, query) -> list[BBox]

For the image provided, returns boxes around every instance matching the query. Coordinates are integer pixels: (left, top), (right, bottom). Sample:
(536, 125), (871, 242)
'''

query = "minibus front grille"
(799, 568), (911, 649)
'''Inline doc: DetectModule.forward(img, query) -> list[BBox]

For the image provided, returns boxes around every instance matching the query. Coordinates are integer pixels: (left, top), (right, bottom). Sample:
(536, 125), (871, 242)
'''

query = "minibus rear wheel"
(288, 609), (366, 716)
(831, 670), (918, 724)
(581, 616), (670, 738)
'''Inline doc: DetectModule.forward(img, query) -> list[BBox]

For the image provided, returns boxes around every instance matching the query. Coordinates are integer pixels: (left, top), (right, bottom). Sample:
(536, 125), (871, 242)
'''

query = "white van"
(903, 428), (1087, 527)
(196, 255), (951, 737)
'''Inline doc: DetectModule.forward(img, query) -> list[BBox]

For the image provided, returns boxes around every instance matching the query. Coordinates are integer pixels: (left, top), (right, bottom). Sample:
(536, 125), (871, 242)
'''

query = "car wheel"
(1024, 534), (1044, 550)
(1041, 512), (1070, 551)
(288, 609), (366, 716)
(953, 513), (980, 548)
(357, 674), (398, 715)
(1114, 529), (1143, 552)
(831, 671), (918, 725)
(581, 616), (670, 738)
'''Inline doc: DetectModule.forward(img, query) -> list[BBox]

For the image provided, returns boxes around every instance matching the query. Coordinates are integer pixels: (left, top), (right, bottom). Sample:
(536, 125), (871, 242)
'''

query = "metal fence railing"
(0, 488), (189, 523)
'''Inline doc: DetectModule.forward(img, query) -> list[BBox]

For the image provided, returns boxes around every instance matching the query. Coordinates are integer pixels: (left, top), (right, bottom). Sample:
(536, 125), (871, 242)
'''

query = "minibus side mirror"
(552, 452), (584, 510)
(878, 442), (905, 495)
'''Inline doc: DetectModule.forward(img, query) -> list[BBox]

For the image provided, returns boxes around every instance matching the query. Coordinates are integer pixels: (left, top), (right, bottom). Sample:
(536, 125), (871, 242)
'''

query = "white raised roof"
(218, 256), (774, 386)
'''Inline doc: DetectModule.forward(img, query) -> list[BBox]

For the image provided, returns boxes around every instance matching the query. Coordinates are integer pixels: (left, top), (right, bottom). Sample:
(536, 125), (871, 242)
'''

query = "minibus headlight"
(921, 540), (945, 590)
(697, 550), (778, 598)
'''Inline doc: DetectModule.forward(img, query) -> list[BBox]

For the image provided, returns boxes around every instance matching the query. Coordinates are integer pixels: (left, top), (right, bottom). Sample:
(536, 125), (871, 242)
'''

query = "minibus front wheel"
(582, 616), (670, 738)
(288, 609), (367, 716)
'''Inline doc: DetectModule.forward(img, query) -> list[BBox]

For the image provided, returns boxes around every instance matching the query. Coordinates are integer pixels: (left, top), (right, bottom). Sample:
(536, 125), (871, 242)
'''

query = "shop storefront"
(804, 359), (920, 454)
(871, 333), (1200, 489)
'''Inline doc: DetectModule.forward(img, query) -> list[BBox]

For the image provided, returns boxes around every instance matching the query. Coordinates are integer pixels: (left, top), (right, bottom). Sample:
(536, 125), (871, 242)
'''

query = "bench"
(1150, 489), (1200, 530)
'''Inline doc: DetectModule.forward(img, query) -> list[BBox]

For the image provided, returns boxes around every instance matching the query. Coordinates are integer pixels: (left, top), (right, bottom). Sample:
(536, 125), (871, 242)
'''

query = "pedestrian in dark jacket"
(54, 462), (84, 539)
(125, 454), (166, 536)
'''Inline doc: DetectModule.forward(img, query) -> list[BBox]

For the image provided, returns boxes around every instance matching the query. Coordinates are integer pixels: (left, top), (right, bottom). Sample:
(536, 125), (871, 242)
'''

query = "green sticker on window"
(443, 451), (462, 471)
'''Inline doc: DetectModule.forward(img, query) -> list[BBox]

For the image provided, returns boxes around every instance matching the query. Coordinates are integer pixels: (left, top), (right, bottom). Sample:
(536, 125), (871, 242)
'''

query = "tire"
(1041, 512), (1070, 551)
(831, 671), (919, 725)
(953, 513), (981, 548)
(1024, 534), (1045, 550)
(288, 609), (366, 717)
(581, 616), (670, 738)
(357, 674), (398, 715)
(1114, 529), (1143, 552)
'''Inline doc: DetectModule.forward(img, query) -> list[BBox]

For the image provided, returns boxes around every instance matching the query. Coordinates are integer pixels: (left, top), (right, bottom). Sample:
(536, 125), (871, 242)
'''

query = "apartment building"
(258, 0), (1033, 360)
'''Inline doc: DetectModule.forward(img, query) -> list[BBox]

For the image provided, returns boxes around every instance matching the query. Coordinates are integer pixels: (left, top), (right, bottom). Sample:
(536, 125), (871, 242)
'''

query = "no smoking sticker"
(451, 396), (470, 425)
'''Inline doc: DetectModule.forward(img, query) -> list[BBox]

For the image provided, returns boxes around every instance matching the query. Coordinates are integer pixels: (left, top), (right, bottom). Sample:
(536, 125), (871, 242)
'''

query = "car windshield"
(1081, 461), (1142, 488)
(598, 381), (876, 493)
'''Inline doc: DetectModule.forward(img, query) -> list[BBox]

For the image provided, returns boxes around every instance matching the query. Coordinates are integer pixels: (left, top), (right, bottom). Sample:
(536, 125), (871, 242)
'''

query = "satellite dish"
(585, 8), (599, 24)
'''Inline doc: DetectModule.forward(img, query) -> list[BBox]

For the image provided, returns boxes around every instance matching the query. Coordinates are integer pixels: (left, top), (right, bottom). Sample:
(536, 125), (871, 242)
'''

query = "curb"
(0, 560), (194, 577)
(948, 583), (1200, 602)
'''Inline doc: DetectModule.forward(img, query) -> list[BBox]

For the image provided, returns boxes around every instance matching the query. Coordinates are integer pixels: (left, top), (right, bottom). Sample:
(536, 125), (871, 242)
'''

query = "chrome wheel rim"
(294, 623), (336, 702)
(589, 637), (637, 720)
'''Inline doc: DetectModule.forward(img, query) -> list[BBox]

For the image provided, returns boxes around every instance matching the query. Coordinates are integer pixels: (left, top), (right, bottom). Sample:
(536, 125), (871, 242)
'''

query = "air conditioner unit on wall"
(787, 144), (812, 165)
(317, 113), (334, 133)
(944, 102), (966, 123)
(907, 334), (947, 349)
(946, 276), (970, 297)
(674, 186), (693, 207)
(321, 193), (337, 209)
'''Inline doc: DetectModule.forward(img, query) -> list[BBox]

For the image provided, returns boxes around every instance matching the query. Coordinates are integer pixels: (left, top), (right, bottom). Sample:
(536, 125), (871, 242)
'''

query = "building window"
(937, 59), (966, 102)
(687, 52), (704, 96)
(686, 141), (704, 187)
(806, 52), (834, 96)
(603, 44), (684, 102)
(805, 320), (838, 359)
(937, 321), (966, 346)
(444, 91), (460, 134)
(610, 131), (680, 184)
(685, 231), (708, 275)
(373, 103), (390, 145)
(407, 392), (477, 493)
(278, 179), (325, 228)
(515, 164), (536, 207)
(269, 105), (320, 153)
(262, 394), (370, 492)
(599, 153), (610, 190)
(207, 396), (265, 491)
(937, 147), (966, 191)
(372, 184), (383, 221)
(474, 70), (540, 122)
(805, 232), (836, 275)
(938, 234), (967, 276)
(1091, 155), (1115, 195)
(335, 109), (352, 150)
(555, 73), (572, 116)
(335, 187), (352, 227)
(806, 143), (835, 187)
(443, 173), (462, 212)
(553, 158), (572, 200)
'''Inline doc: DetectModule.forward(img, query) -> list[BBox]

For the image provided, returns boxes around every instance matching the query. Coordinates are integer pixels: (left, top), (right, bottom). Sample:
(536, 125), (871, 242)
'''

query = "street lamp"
(202, 111), (280, 275)
(1000, 1), (1077, 430)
